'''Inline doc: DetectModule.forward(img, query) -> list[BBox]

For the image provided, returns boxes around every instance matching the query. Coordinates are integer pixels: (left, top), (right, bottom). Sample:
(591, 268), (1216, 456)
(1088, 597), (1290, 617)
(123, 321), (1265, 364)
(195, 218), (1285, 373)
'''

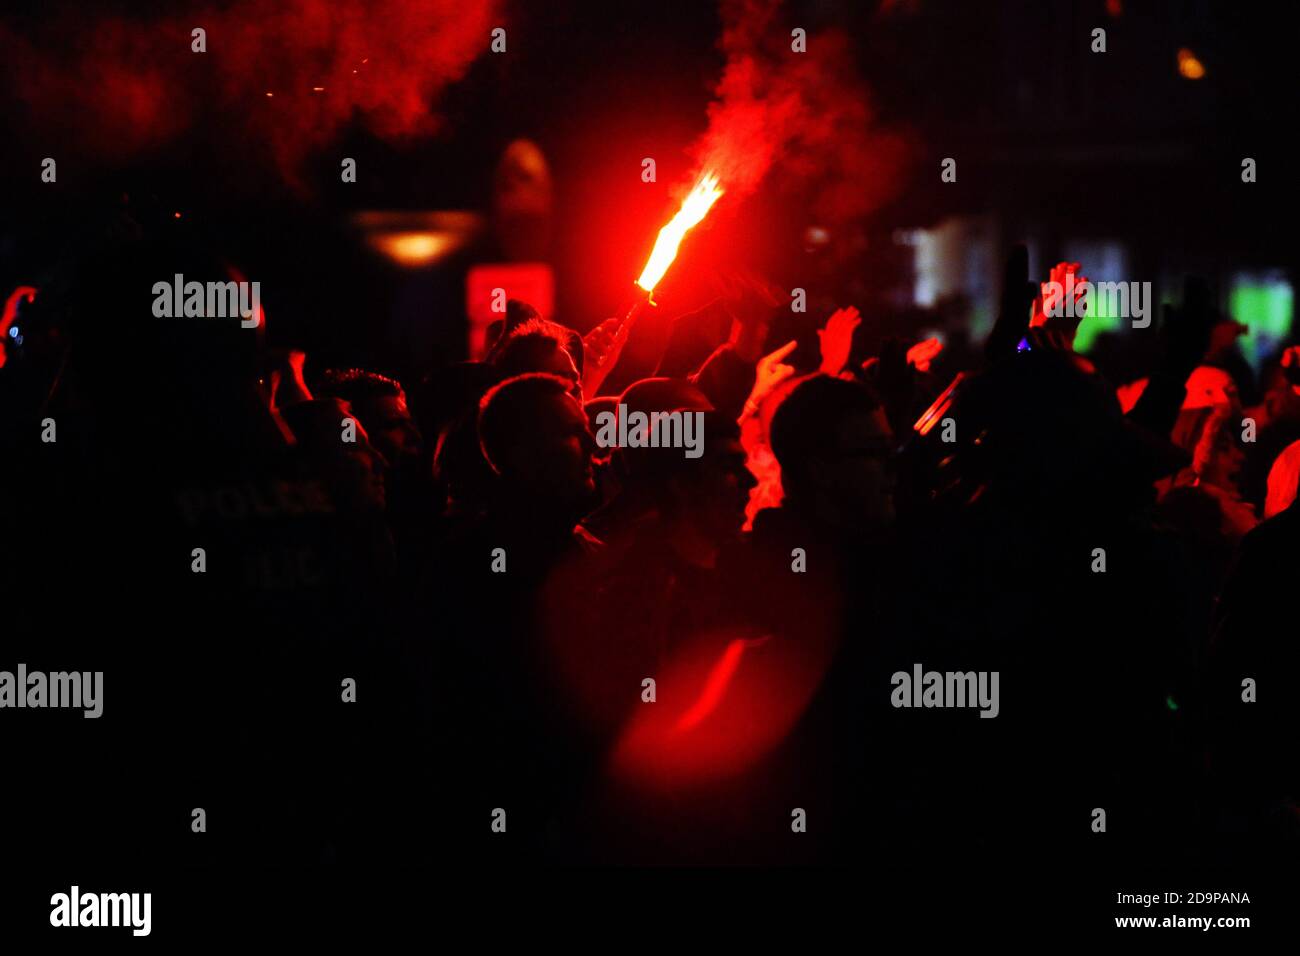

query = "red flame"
(635, 172), (723, 294)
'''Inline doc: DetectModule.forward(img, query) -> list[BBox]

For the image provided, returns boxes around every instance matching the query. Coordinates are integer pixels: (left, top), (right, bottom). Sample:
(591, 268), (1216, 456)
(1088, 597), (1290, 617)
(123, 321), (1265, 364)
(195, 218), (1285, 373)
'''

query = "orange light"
(371, 232), (455, 268)
(1177, 48), (1205, 80)
(914, 372), (965, 435)
(635, 172), (723, 294)
(353, 210), (482, 270)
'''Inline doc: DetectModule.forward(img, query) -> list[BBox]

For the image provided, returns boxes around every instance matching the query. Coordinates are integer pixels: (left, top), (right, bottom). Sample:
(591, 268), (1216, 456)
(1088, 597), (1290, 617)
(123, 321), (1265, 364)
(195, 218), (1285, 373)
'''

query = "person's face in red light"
(496, 335), (584, 401)
(359, 393), (422, 466)
(338, 413), (389, 513)
(520, 392), (596, 503)
(535, 343), (583, 402)
(676, 436), (758, 540)
(827, 407), (896, 530)
(1196, 411), (1245, 492)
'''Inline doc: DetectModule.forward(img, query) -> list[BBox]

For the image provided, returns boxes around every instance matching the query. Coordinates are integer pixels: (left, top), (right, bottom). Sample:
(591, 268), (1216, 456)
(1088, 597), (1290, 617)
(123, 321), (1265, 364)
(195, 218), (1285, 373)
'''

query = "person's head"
(584, 396), (619, 464)
(490, 317), (583, 401)
(675, 414), (756, 541)
(478, 372), (595, 508)
(1190, 403), (1246, 492)
(285, 397), (389, 514)
(1264, 439), (1300, 519)
(1181, 365), (1238, 410)
(1261, 348), (1300, 421)
(943, 349), (1169, 517)
(42, 231), (291, 465)
(50, 236), (244, 388)
(317, 368), (422, 467)
(615, 378), (757, 542)
(770, 375), (895, 531)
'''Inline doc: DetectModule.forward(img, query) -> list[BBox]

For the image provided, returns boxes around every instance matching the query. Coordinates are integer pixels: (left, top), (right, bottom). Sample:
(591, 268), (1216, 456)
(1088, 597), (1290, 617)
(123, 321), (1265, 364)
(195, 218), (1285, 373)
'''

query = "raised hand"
(818, 305), (861, 376)
(743, 339), (798, 417)
(1031, 261), (1088, 350)
(259, 348), (313, 411)
(906, 337), (944, 373)
(581, 316), (629, 400)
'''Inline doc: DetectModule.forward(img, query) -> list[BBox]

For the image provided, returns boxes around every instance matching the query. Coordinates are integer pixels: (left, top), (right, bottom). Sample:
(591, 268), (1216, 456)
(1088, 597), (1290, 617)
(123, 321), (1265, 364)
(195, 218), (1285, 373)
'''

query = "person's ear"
(567, 333), (584, 376)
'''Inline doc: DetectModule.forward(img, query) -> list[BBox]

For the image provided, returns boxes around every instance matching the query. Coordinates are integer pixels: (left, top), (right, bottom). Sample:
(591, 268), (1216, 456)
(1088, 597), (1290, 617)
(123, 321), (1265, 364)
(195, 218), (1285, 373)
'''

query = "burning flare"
(635, 172), (723, 293)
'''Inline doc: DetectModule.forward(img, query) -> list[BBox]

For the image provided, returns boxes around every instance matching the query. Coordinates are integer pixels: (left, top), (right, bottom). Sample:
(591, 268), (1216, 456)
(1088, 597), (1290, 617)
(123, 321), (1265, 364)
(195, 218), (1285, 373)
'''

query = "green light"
(1165, 695), (1179, 712)
(1230, 279), (1294, 370)
(1074, 292), (1123, 354)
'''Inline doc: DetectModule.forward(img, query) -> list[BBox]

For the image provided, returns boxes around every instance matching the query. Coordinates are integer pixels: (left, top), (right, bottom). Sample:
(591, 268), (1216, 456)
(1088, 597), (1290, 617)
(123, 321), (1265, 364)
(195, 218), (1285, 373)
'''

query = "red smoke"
(690, 0), (909, 223)
(1, 0), (499, 184)
(0, 14), (187, 158)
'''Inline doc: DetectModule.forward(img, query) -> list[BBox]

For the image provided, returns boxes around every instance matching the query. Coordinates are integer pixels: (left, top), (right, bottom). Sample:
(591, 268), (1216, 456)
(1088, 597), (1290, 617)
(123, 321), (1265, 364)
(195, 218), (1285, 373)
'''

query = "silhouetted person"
(1207, 497), (1300, 869)
(418, 373), (600, 860)
(721, 375), (899, 862)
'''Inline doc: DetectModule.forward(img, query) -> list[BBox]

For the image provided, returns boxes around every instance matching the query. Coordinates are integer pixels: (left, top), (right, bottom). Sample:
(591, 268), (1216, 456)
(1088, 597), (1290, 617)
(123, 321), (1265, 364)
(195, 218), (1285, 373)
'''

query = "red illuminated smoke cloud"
(1, 0), (499, 182)
(691, 0), (908, 223)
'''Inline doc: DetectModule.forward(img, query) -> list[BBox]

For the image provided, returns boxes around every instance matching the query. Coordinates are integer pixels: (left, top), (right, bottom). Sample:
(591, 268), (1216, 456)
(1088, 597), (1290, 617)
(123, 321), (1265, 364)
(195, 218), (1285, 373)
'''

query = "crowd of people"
(2, 229), (1296, 872)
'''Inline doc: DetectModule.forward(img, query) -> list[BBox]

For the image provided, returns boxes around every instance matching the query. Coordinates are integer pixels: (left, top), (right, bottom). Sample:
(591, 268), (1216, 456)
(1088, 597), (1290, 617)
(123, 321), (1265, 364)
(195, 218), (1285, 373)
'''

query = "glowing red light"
(674, 639), (748, 732)
(635, 172), (723, 294)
